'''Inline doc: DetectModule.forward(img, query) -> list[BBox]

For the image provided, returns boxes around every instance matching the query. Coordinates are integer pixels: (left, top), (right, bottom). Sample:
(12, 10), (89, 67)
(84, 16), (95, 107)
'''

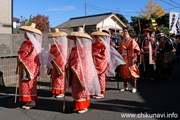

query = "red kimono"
(118, 37), (140, 79)
(18, 40), (40, 102)
(50, 44), (66, 94)
(92, 41), (108, 94)
(68, 47), (90, 110)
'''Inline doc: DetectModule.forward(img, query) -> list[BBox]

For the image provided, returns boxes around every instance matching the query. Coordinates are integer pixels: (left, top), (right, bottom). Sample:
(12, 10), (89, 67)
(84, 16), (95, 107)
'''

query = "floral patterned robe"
(92, 41), (108, 94)
(68, 46), (90, 110)
(18, 40), (40, 102)
(50, 44), (66, 94)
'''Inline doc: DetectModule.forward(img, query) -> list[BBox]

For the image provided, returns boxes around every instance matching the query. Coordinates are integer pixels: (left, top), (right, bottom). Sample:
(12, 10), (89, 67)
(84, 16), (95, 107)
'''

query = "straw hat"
(19, 23), (42, 35)
(91, 28), (110, 37)
(143, 28), (153, 34)
(48, 28), (67, 38)
(67, 27), (92, 40)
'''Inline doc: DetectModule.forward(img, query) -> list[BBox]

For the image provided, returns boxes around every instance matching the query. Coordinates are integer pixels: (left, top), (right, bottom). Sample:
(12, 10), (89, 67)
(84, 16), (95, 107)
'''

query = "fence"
(0, 34), (20, 57)
(0, 33), (50, 86)
(0, 57), (17, 86)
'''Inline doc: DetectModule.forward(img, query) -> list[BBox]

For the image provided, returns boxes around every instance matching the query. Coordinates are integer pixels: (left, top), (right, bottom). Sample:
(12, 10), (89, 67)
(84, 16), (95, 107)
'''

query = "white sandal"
(24, 105), (36, 110)
(22, 102), (29, 109)
(56, 94), (64, 98)
(93, 94), (104, 99)
(78, 108), (88, 114)
(24, 100), (36, 109)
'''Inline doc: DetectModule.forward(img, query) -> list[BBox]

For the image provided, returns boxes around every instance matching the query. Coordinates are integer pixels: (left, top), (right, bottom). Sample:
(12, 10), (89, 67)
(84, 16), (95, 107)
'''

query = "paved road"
(0, 62), (180, 120)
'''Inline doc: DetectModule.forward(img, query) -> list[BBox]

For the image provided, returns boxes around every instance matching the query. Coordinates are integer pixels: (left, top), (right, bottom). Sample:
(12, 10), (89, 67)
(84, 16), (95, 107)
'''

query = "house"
(13, 17), (20, 33)
(55, 12), (126, 36)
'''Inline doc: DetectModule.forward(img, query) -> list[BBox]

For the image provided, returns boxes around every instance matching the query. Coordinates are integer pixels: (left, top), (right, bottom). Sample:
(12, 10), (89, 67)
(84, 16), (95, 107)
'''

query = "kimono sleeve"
(118, 40), (123, 54)
(128, 39), (140, 57)
(18, 41), (33, 60)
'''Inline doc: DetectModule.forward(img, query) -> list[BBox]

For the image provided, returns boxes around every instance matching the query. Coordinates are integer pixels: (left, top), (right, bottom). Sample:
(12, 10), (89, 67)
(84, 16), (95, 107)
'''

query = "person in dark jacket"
(156, 31), (174, 80)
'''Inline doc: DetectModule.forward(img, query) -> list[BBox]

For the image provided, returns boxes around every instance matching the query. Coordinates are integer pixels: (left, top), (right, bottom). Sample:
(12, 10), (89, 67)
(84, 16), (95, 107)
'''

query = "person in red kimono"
(18, 23), (54, 109)
(67, 27), (101, 114)
(140, 28), (157, 81)
(91, 29), (125, 98)
(48, 28), (67, 98)
(118, 27), (140, 93)
(91, 31), (109, 99)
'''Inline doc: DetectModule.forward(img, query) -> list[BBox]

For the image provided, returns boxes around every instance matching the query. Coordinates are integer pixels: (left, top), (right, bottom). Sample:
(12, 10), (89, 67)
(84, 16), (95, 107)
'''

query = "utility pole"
(12, 0), (13, 33)
(85, 2), (87, 16)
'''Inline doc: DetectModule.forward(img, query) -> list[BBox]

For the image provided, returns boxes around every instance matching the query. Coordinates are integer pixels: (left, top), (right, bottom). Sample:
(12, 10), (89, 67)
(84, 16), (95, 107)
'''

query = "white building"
(13, 17), (20, 33)
(56, 12), (126, 36)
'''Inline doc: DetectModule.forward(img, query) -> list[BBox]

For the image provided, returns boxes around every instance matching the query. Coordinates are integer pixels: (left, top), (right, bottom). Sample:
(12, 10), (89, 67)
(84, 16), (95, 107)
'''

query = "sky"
(13, 0), (180, 27)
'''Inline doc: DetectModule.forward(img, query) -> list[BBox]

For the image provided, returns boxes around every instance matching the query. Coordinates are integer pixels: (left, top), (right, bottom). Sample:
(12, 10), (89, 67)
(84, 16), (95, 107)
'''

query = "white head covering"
(48, 28), (68, 64)
(67, 27), (101, 95)
(25, 31), (55, 77)
(99, 36), (126, 76)
(49, 36), (68, 64)
(91, 29), (126, 77)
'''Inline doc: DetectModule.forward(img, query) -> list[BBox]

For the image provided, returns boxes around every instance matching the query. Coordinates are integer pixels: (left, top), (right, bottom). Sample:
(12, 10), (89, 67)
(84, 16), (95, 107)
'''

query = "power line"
(169, 0), (180, 6)
(164, 7), (179, 10)
(155, 0), (180, 11)
(87, 3), (140, 13)
(87, 3), (115, 12)
(87, 5), (132, 17)
(87, 5), (108, 12)
(87, 1), (180, 16)
(159, 0), (180, 10)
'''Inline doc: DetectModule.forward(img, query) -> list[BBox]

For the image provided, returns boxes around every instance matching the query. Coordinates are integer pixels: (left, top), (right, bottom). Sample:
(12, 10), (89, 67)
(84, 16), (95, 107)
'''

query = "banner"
(176, 18), (180, 35)
(169, 11), (179, 33)
(151, 18), (158, 31)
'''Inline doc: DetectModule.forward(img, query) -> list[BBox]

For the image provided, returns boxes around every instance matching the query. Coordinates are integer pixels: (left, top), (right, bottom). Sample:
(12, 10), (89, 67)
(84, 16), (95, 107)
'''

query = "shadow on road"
(0, 62), (180, 118)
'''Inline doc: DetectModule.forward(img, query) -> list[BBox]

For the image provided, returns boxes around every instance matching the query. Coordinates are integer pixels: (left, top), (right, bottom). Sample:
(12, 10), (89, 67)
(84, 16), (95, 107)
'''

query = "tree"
(163, 27), (169, 35)
(115, 13), (128, 25)
(140, 0), (165, 20)
(130, 16), (151, 34)
(16, 15), (32, 33)
(129, 28), (137, 38)
(20, 15), (32, 26)
(131, 12), (169, 36)
(156, 13), (169, 28)
(32, 14), (50, 32)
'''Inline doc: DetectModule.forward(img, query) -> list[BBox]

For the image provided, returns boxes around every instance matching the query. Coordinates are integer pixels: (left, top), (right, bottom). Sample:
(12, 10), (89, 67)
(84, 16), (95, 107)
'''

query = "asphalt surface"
(0, 61), (180, 120)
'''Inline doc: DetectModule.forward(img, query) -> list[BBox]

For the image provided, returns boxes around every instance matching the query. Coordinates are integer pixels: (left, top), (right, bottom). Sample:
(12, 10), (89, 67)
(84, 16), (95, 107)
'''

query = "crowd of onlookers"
(110, 29), (180, 81)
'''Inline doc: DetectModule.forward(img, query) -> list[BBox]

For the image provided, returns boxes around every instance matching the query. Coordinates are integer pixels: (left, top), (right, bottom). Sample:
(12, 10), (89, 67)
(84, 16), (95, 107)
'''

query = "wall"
(0, 33), (50, 86)
(0, 34), (20, 57)
(0, 0), (12, 34)
(96, 17), (122, 29)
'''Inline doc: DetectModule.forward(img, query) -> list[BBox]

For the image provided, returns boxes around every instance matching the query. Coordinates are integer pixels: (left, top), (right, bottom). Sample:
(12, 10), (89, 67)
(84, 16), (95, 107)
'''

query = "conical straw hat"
(67, 27), (92, 40)
(48, 28), (67, 38)
(19, 23), (42, 35)
(91, 28), (110, 37)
